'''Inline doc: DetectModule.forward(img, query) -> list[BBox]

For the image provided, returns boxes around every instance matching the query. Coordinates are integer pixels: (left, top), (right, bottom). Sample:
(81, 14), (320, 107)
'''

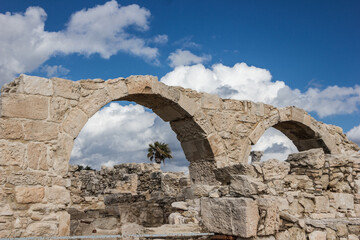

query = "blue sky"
(1, 0), (359, 170)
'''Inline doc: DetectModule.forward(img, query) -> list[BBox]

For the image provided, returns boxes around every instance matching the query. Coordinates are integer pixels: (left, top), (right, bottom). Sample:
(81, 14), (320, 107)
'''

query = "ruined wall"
(0, 74), (359, 237)
(65, 163), (195, 236)
(199, 149), (360, 240)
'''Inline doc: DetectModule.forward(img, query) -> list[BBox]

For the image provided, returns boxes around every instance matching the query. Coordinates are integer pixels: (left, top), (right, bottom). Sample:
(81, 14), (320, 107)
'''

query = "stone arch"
(49, 75), (225, 184)
(248, 106), (338, 154)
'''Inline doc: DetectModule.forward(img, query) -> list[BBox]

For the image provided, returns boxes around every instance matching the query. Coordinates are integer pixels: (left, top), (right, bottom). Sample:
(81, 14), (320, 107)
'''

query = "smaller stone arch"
(247, 106), (359, 155)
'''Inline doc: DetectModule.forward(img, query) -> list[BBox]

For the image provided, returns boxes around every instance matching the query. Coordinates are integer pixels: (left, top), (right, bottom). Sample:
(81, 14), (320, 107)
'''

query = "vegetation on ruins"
(147, 141), (173, 164)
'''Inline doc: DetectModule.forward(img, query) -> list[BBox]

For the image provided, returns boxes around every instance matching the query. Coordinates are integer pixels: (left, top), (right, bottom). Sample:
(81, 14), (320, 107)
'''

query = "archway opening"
(67, 100), (202, 236)
(250, 127), (298, 162)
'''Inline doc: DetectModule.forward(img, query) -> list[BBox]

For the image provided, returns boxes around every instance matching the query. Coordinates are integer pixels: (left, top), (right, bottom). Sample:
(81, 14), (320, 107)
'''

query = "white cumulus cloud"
(70, 102), (188, 171)
(0, 0), (159, 86)
(168, 50), (211, 67)
(347, 125), (360, 146)
(41, 65), (70, 77)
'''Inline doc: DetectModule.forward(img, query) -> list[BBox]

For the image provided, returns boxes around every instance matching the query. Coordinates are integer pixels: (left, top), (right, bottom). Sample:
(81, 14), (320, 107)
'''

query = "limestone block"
(257, 198), (280, 236)
(291, 107), (307, 123)
(248, 122), (265, 145)
(330, 193), (354, 210)
(15, 186), (44, 203)
(62, 108), (88, 138)
(336, 223), (348, 237)
(50, 133), (73, 176)
(93, 217), (118, 230)
(121, 223), (144, 236)
(24, 222), (58, 237)
(0, 141), (26, 167)
(177, 92), (200, 117)
(349, 235), (359, 240)
(286, 148), (325, 169)
(0, 203), (13, 216)
(171, 201), (188, 210)
(24, 121), (59, 141)
(1, 94), (48, 120)
(152, 81), (181, 103)
(45, 186), (70, 205)
(0, 119), (23, 140)
(79, 79), (106, 90)
(168, 212), (186, 224)
(201, 93), (222, 110)
(78, 88), (110, 117)
(49, 97), (70, 123)
(326, 228), (337, 240)
(126, 75), (157, 94)
(278, 107), (292, 122)
(200, 197), (259, 238)
(354, 179), (360, 193)
(308, 231), (326, 240)
(58, 211), (70, 236)
(53, 77), (81, 100)
(287, 227), (306, 240)
(284, 175), (313, 190)
(275, 230), (290, 240)
(261, 159), (290, 181)
(298, 197), (315, 213)
(208, 133), (226, 157)
(230, 175), (266, 197)
(27, 142), (48, 170)
(355, 204), (360, 217)
(18, 74), (53, 96)
(314, 196), (329, 213)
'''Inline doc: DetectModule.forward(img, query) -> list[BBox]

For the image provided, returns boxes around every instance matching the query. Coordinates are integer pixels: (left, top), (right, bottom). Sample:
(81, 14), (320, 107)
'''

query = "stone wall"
(199, 149), (360, 239)
(65, 163), (201, 236)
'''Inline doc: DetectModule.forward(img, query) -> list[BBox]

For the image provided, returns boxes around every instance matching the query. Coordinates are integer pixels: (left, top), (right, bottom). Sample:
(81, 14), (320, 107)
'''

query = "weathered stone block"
(18, 75), (53, 96)
(314, 196), (329, 213)
(49, 97), (70, 123)
(27, 142), (48, 170)
(330, 193), (354, 210)
(15, 186), (44, 203)
(45, 186), (70, 205)
(1, 94), (48, 120)
(0, 119), (23, 140)
(106, 78), (128, 101)
(58, 211), (70, 236)
(201, 93), (222, 110)
(248, 122), (265, 145)
(78, 88), (110, 117)
(200, 197), (259, 238)
(257, 198), (280, 236)
(24, 121), (59, 141)
(24, 222), (58, 237)
(261, 159), (290, 181)
(308, 231), (326, 240)
(62, 108), (88, 138)
(0, 141), (26, 167)
(287, 148), (325, 169)
(126, 75), (157, 94)
(53, 77), (81, 100)
(230, 175), (265, 196)
(287, 227), (306, 240)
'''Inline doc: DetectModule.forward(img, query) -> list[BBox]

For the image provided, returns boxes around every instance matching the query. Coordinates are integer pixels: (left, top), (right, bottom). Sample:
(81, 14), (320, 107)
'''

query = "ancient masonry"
(0, 74), (359, 239)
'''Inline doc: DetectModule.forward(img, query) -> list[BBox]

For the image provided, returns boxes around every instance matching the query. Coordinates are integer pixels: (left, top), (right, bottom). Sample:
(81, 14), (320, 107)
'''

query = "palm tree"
(147, 141), (173, 164)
